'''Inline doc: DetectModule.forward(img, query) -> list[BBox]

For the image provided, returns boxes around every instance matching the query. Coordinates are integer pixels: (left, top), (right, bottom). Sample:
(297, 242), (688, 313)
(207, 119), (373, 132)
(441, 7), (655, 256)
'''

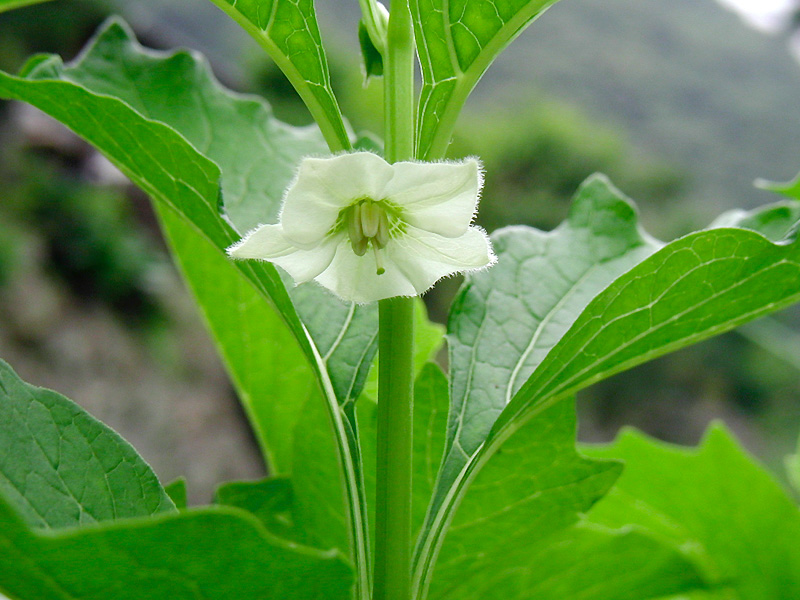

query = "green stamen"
(346, 200), (392, 274)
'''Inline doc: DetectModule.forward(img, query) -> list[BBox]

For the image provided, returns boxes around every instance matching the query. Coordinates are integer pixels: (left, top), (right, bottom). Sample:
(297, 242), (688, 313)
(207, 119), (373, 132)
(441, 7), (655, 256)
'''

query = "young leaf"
(163, 478), (188, 510)
(0, 495), (352, 600)
(206, 0), (351, 151)
(412, 0), (561, 158)
(585, 425), (800, 599)
(439, 175), (659, 525)
(0, 359), (174, 530)
(359, 20), (385, 79)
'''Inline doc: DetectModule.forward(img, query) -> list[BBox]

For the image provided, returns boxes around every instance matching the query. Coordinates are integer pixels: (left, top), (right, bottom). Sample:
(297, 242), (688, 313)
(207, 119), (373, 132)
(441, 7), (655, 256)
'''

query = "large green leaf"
(498, 198), (800, 437)
(0, 21), (373, 595)
(585, 425), (800, 599)
(0, 360), (174, 529)
(0, 0), (52, 12)
(206, 0), (350, 151)
(438, 175), (659, 517)
(157, 206), (321, 474)
(430, 520), (707, 600)
(0, 494), (352, 600)
(412, 0), (561, 158)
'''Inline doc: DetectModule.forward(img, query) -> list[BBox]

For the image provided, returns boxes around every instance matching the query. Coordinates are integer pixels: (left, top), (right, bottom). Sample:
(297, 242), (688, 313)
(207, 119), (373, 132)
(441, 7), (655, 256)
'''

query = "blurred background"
(0, 0), (799, 502)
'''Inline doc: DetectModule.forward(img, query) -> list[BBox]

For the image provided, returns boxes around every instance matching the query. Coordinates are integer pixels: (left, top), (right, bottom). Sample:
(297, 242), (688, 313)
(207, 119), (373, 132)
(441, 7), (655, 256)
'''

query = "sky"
(717, 0), (797, 32)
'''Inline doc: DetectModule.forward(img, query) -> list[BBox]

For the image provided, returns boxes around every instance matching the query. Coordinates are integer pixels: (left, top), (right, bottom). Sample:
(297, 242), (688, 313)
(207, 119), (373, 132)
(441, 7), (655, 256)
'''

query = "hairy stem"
(374, 3), (416, 599)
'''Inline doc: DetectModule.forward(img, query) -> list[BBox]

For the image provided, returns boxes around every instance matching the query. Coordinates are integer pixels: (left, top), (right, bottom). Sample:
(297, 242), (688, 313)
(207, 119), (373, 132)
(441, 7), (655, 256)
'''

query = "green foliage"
(0, 494), (352, 600)
(0, 23), (377, 593)
(586, 425), (800, 599)
(1, 4), (800, 600)
(441, 175), (659, 506)
(0, 361), (352, 599)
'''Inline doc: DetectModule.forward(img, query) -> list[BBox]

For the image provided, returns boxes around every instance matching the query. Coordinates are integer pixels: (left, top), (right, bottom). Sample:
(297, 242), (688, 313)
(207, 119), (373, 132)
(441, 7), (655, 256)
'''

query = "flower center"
(345, 200), (392, 275)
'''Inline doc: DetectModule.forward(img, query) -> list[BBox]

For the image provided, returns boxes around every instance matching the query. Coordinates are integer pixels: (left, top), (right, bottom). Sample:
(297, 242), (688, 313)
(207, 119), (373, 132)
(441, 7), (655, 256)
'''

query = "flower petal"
(386, 225), (496, 294)
(315, 240), (418, 304)
(281, 152), (395, 245)
(382, 159), (483, 237)
(228, 224), (339, 283)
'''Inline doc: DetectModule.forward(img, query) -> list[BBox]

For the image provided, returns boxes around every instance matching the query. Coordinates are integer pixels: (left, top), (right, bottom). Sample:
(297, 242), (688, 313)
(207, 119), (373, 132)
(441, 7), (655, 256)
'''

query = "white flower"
(227, 152), (496, 304)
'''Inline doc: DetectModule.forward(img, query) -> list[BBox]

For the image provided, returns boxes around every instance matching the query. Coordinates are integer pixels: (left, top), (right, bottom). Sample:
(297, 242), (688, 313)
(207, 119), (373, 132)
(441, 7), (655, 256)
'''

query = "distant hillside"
(462, 0), (800, 225)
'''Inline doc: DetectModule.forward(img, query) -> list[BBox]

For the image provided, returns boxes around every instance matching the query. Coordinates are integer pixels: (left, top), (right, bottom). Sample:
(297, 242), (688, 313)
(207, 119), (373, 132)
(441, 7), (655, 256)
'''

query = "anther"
(374, 210), (390, 249)
(360, 201), (381, 239)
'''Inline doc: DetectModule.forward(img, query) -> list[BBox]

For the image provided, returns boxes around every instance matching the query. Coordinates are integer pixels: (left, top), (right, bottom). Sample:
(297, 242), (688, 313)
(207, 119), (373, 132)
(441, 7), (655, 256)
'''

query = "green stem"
(375, 296), (415, 600)
(384, 0), (415, 163)
(374, 3), (416, 598)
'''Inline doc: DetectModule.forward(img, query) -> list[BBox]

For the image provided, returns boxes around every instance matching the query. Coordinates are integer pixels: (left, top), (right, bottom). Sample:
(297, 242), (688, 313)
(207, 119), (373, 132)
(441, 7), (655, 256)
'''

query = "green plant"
(1, 0), (800, 598)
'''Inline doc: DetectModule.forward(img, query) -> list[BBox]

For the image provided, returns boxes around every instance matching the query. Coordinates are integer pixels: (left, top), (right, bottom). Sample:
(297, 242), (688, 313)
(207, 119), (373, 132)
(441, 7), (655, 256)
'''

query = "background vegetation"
(1, 0), (799, 500)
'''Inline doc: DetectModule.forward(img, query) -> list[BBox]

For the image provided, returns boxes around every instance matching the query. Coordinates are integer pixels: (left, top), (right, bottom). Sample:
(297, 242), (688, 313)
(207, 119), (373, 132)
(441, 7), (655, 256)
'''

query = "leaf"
(157, 206), (322, 474)
(0, 494), (352, 600)
(0, 359), (174, 530)
(709, 200), (800, 242)
(163, 478), (188, 510)
(290, 392), (352, 554)
(283, 284), (379, 411)
(419, 398), (621, 600)
(215, 477), (300, 542)
(412, 0), (561, 158)
(499, 196), (800, 438)
(206, 0), (351, 151)
(439, 175), (659, 517)
(432, 521), (707, 600)
(0, 0), (52, 12)
(359, 20), (384, 79)
(584, 425), (800, 599)
(759, 170), (800, 203)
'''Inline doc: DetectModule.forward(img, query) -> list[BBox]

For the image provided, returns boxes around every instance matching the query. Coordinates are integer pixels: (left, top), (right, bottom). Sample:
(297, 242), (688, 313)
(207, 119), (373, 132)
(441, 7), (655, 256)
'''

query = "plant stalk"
(374, 3), (416, 599)
(375, 296), (415, 600)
